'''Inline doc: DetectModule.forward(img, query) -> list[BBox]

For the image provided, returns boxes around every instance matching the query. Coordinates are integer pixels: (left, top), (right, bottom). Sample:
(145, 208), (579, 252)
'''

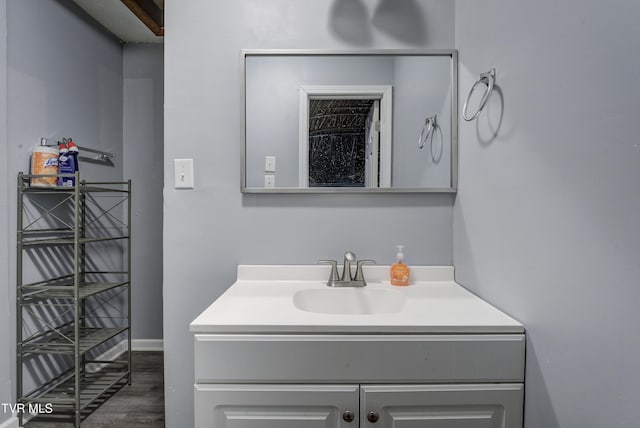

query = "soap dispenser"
(390, 245), (410, 286)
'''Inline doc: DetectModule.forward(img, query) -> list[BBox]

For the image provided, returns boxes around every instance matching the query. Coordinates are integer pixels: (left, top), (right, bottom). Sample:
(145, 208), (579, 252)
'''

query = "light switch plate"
(265, 156), (276, 172)
(174, 159), (194, 189)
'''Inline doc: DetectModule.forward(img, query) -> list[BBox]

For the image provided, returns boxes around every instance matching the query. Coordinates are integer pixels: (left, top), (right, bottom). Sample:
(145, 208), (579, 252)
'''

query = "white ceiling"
(71, 0), (164, 43)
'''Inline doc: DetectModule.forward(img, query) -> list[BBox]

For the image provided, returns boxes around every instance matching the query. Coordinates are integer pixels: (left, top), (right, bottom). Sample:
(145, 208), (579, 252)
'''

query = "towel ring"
(418, 115), (440, 162)
(463, 68), (496, 121)
(418, 115), (435, 149)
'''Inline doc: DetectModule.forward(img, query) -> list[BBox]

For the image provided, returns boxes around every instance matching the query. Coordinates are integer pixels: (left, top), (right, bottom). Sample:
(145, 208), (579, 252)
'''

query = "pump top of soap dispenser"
(396, 245), (405, 262)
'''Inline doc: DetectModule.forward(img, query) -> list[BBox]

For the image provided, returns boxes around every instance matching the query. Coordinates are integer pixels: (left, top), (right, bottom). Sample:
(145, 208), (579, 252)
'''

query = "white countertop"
(190, 265), (524, 334)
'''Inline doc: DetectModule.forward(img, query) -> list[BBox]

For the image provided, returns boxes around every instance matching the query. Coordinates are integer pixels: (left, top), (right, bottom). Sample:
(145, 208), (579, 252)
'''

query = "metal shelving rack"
(16, 172), (131, 427)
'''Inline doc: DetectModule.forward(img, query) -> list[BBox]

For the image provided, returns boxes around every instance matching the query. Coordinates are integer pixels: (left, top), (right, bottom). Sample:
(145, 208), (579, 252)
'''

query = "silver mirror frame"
(241, 49), (458, 194)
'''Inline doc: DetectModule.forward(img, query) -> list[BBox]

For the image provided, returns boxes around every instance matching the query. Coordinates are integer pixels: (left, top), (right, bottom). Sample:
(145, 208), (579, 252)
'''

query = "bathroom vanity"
(191, 265), (525, 428)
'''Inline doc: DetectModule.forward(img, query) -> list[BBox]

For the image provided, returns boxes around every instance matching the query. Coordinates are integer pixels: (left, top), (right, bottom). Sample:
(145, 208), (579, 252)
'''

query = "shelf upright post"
(16, 173), (24, 427)
(73, 173), (81, 428)
(80, 174), (87, 376)
(127, 179), (132, 385)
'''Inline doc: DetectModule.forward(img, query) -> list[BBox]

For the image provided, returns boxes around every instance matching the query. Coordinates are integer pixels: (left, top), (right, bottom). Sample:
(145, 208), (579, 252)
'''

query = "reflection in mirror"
(242, 50), (458, 193)
(299, 85), (392, 188)
(308, 98), (374, 187)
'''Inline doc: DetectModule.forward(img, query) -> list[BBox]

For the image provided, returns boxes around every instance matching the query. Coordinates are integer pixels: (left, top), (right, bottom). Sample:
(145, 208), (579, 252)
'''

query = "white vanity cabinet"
(191, 266), (526, 428)
(195, 384), (359, 428)
(361, 384), (523, 427)
(195, 383), (523, 428)
(193, 333), (525, 428)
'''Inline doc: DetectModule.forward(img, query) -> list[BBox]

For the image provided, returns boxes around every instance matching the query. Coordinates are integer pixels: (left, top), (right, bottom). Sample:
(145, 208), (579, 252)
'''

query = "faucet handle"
(355, 260), (376, 282)
(342, 251), (357, 280)
(318, 260), (339, 283)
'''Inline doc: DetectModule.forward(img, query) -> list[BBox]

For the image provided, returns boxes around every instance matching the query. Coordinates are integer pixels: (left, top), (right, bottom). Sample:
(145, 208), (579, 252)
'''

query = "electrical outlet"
(174, 159), (194, 189)
(264, 174), (275, 188)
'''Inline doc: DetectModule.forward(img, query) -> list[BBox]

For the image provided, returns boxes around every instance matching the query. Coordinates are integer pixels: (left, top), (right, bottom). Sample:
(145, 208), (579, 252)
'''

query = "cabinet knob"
(342, 410), (355, 423)
(367, 411), (379, 423)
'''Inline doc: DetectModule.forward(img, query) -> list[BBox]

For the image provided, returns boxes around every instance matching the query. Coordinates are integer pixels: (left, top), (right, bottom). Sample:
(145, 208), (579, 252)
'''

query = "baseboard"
(132, 338), (163, 352)
(0, 416), (19, 428)
(86, 338), (163, 372)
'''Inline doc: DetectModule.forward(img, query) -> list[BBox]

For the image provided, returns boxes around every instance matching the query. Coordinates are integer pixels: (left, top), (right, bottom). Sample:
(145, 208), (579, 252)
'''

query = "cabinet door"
(195, 384), (359, 428)
(361, 384), (523, 428)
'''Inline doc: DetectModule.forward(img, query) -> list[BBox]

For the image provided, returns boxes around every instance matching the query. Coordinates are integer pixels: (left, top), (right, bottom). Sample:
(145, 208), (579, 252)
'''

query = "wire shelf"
(17, 171), (131, 427)
(23, 326), (129, 355)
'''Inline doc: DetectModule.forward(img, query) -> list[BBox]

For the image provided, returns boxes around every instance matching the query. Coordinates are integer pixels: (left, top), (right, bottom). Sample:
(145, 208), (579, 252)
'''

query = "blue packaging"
(57, 142), (76, 186)
(68, 139), (79, 176)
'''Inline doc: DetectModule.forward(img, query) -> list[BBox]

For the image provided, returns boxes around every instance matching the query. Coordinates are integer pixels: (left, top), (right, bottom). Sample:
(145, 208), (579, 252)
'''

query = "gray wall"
(0, 1), (10, 424)
(454, 1), (640, 427)
(123, 43), (164, 340)
(7, 0), (124, 181)
(164, 1), (455, 426)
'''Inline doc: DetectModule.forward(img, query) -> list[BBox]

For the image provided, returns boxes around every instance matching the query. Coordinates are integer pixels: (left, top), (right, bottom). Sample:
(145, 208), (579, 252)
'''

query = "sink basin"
(293, 287), (407, 315)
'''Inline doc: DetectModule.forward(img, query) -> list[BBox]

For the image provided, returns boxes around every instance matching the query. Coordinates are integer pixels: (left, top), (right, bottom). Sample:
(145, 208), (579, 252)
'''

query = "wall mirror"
(242, 49), (458, 193)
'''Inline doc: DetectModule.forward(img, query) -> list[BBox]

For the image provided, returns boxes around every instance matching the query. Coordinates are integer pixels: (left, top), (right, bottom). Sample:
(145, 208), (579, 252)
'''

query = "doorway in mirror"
(299, 85), (392, 188)
(308, 98), (380, 187)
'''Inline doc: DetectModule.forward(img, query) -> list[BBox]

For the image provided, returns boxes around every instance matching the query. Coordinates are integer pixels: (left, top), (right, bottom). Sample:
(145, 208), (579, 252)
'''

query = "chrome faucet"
(319, 252), (375, 287)
(341, 251), (357, 281)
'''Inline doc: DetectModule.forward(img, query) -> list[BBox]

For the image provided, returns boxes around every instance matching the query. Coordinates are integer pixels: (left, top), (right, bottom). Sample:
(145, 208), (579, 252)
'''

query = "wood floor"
(25, 351), (165, 428)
